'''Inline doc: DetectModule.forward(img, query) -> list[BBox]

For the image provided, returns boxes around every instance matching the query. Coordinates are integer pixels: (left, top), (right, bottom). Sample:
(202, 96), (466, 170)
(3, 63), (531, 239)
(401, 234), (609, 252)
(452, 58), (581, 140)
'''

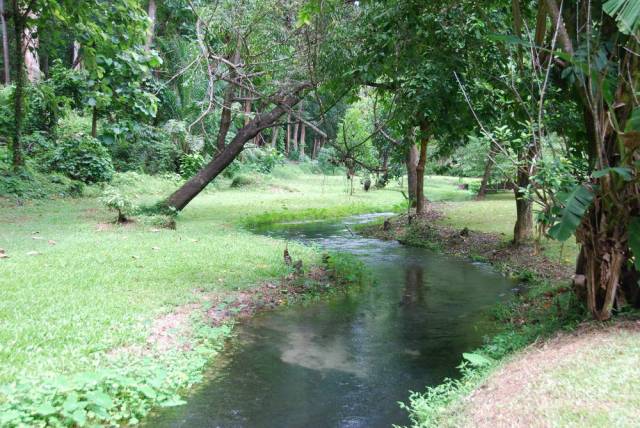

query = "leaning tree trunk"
(165, 84), (310, 211)
(406, 144), (418, 207)
(0, 0), (9, 84)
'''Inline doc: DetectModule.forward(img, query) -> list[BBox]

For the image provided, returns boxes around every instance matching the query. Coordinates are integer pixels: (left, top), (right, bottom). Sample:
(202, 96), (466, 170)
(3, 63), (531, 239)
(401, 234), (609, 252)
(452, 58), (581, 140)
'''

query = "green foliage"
(548, 184), (596, 241)
(48, 134), (114, 184)
(240, 145), (285, 174)
(603, 0), (640, 34)
(179, 153), (206, 179)
(101, 122), (181, 174)
(316, 146), (339, 174)
(100, 186), (137, 222)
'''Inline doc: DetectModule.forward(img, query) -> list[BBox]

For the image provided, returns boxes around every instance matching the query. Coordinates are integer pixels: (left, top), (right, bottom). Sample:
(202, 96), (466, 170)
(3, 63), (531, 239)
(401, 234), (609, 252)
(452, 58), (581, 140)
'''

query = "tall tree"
(0, 0), (9, 83)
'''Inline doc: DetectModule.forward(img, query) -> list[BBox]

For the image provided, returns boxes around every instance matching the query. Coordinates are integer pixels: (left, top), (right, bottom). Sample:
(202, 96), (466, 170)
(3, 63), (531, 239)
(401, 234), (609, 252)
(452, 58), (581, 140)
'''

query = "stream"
(147, 214), (518, 427)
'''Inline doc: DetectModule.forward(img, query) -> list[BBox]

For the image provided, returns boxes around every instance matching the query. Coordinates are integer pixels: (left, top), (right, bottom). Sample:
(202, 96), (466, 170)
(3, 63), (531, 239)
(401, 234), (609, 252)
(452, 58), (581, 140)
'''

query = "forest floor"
(360, 199), (640, 427)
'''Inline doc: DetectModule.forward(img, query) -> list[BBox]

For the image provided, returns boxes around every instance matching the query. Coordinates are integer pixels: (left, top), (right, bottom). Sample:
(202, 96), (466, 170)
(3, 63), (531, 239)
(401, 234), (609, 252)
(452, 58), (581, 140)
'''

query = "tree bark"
(416, 132), (428, 215)
(0, 0), (9, 84)
(292, 118), (299, 153)
(144, 0), (157, 51)
(477, 141), (497, 199)
(512, 142), (536, 245)
(406, 144), (418, 207)
(285, 113), (291, 155)
(216, 41), (241, 155)
(10, 0), (24, 169)
(22, 12), (40, 82)
(270, 126), (279, 148)
(165, 84), (310, 211)
(299, 123), (305, 158)
(91, 106), (98, 138)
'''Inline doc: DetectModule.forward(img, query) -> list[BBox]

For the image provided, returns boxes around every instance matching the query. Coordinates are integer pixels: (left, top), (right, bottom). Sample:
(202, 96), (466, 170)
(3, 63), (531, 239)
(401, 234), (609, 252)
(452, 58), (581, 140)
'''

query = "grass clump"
(230, 174), (259, 188)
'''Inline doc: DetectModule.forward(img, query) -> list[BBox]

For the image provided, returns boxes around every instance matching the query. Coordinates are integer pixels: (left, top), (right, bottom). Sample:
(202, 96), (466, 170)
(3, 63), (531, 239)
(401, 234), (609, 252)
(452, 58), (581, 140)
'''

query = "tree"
(0, 0), (9, 84)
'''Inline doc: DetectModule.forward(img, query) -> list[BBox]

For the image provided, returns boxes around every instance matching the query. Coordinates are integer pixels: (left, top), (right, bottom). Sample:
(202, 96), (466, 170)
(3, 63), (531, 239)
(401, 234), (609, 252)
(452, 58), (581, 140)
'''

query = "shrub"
(100, 121), (181, 174)
(317, 146), (339, 174)
(241, 145), (284, 173)
(48, 133), (114, 183)
(100, 186), (137, 222)
(179, 153), (206, 178)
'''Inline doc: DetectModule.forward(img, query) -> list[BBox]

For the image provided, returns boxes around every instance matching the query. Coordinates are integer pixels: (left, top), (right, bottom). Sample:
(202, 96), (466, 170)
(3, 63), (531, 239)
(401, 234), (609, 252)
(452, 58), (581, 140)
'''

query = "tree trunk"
(292, 119), (299, 153)
(416, 135), (428, 215)
(165, 85), (310, 211)
(23, 12), (40, 82)
(145, 0), (157, 51)
(0, 0), (9, 84)
(91, 106), (98, 138)
(244, 99), (251, 126)
(10, 0), (24, 169)
(512, 142), (536, 245)
(285, 113), (291, 155)
(270, 126), (279, 148)
(72, 41), (81, 69)
(476, 141), (496, 199)
(312, 138), (318, 159)
(299, 123), (305, 158)
(406, 144), (418, 207)
(216, 39), (242, 155)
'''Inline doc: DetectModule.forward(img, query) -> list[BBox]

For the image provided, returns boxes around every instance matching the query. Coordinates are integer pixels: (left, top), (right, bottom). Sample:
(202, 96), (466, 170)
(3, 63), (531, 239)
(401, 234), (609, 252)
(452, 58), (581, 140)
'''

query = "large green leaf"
(629, 217), (640, 270)
(548, 184), (595, 241)
(604, 0), (640, 35)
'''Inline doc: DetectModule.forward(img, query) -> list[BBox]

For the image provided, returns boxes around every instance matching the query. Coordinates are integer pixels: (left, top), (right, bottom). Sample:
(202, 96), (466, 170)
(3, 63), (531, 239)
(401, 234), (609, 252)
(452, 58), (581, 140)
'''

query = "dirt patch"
(460, 321), (640, 427)
(109, 266), (339, 358)
(361, 204), (573, 283)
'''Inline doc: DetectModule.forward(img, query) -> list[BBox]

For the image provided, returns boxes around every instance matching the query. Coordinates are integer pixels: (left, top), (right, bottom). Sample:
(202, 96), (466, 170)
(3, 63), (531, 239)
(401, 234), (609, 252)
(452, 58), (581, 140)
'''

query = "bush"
(179, 153), (207, 178)
(317, 147), (339, 174)
(49, 133), (115, 183)
(241, 145), (284, 173)
(100, 121), (181, 174)
(100, 186), (137, 222)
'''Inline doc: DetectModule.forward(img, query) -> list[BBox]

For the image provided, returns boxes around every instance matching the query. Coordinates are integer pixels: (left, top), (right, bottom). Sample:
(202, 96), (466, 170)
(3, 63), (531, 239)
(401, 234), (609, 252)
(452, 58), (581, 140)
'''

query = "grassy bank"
(0, 165), (411, 426)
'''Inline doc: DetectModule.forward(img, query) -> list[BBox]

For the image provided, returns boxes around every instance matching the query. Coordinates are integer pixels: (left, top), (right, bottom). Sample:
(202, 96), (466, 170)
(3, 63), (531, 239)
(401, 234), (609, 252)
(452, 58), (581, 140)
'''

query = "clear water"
(147, 214), (517, 427)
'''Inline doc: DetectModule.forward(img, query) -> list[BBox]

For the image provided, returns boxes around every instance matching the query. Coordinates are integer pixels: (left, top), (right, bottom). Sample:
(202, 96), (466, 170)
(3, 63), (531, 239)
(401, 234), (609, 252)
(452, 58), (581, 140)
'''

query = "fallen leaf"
(0, 249), (8, 259)
(31, 236), (44, 240)
(132, 255), (139, 259)
(150, 228), (161, 233)
(190, 239), (199, 243)
(152, 246), (160, 251)
(26, 251), (40, 256)
(48, 240), (56, 246)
